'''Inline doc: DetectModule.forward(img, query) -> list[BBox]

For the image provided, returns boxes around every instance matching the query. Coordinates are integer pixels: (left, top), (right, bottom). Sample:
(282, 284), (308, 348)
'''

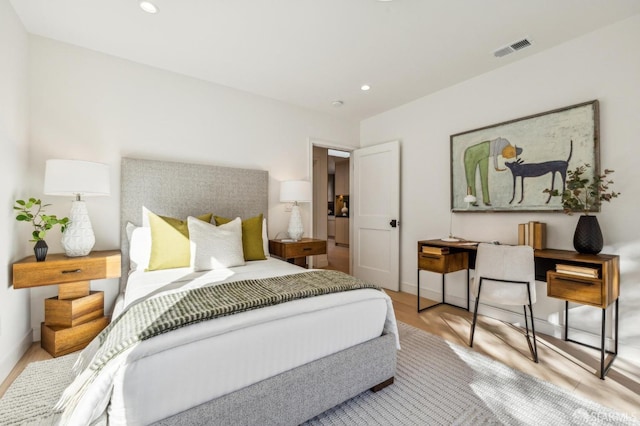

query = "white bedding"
(70, 259), (398, 425)
(116, 258), (311, 315)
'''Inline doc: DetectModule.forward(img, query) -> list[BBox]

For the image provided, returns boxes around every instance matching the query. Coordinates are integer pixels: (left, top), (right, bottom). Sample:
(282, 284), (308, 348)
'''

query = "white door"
(352, 140), (400, 291)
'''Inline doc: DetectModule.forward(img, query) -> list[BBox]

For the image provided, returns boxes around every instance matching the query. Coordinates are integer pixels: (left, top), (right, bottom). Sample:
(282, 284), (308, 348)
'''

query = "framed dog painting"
(450, 100), (599, 212)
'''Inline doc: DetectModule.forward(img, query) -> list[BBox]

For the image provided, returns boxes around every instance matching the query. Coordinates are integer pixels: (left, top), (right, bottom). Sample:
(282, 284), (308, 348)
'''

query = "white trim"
(308, 137), (354, 272)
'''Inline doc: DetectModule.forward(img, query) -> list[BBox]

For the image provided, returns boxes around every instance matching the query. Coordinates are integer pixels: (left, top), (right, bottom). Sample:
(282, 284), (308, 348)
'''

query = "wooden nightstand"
(12, 250), (121, 357)
(269, 238), (327, 268)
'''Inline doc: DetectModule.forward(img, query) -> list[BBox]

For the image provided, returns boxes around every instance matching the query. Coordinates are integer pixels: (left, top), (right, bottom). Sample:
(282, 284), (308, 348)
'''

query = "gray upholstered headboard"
(120, 157), (268, 290)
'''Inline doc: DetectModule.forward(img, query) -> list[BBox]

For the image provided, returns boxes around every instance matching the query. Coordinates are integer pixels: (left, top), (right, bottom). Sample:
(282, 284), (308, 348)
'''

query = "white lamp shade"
(280, 180), (312, 203)
(43, 159), (109, 256)
(44, 159), (110, 197)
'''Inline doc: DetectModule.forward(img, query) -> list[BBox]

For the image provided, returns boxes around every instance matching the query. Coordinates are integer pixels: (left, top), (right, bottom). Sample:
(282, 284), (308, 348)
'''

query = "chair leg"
(469, 279), (482, 347)
(528, 304), (538, 363)
(523, 284), (539, 363)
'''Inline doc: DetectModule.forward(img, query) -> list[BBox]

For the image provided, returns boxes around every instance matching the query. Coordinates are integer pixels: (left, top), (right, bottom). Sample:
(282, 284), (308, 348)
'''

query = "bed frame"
(120, 157), (396, 424)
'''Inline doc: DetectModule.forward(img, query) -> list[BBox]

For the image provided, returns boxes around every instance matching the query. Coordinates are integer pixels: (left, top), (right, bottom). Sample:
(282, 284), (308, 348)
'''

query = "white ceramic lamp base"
(287, 204), (304, 241)
(61, 200), (95, 257)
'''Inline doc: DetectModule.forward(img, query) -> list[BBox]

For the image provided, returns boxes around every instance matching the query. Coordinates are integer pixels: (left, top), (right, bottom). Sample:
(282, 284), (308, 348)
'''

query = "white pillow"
(136, 211), (268, 261)
(126, 222), (152, 271)
(142, 206), (152, 227)
(188, 216), (245, 271)
(262, 217), (269, 257)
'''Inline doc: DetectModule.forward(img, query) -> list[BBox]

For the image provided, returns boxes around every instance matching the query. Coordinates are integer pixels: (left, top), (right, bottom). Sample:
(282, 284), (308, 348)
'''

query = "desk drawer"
(418, 252), (467, 274)
(547, 271), (603, 307)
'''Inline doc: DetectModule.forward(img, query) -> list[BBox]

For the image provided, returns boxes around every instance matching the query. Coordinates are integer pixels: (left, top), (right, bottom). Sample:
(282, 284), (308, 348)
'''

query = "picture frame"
(450, 100), (599, 212)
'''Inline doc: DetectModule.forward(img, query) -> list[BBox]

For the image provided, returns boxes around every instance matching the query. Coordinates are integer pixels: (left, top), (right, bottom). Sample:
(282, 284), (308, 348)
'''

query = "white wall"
(25, 36), (359, 339)
(361, 15), (640, 354)
(0, 1), (31, 383)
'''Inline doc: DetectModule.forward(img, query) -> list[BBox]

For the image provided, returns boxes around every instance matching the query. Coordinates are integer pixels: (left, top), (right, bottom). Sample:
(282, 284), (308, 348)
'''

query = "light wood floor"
(3, 290), (639, 420)
(0, 342), (52, 398)
(391, 291), (640, 419)
(318, 241), (640, 417)
(323, 237), (350, 274)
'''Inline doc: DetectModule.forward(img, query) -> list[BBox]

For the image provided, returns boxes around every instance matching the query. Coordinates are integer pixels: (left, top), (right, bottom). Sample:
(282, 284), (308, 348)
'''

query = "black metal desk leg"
(564, 301), (569, 341)
(566, 298), (618, 379)
(416, 269), (420, 312)
(614, 298), (619, 354)
(466, 268), (470, 311)
(601, 306), (606, 379)
(600, 298), (619, 379)
(417, 269), (445, 312)
(417, 269), (468, 313)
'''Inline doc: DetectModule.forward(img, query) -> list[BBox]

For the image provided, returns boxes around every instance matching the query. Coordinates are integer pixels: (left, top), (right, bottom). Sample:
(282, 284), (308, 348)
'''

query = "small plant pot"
(34, 240), (48, 262)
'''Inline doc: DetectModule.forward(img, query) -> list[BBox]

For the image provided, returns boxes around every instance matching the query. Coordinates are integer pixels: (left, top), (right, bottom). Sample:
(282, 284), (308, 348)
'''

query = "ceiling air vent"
(493, 37), (533, 58)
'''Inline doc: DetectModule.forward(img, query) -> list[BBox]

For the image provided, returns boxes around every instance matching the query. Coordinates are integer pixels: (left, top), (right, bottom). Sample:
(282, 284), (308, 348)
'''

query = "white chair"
(470, 243), (538, 362)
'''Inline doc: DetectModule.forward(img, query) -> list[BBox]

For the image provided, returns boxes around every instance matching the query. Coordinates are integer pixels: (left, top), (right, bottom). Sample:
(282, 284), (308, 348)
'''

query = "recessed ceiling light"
(139, 1), (159, 14)
(361, 84), (371, 91)
(331, 100), (344, 107)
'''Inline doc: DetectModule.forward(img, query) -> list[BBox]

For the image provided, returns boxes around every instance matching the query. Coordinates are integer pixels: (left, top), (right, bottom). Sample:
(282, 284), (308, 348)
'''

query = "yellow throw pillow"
(214, 214), (266, 261)
(148, 212), (213, 271)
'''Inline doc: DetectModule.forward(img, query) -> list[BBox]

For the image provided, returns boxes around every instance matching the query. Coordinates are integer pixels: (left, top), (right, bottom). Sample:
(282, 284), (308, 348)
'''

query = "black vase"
(34, 240), (48, 262)
(573, 215), (603, 254)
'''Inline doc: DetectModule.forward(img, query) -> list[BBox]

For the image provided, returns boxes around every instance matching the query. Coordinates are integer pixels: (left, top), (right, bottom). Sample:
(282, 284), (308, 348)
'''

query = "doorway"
(312, 144), (351, 275)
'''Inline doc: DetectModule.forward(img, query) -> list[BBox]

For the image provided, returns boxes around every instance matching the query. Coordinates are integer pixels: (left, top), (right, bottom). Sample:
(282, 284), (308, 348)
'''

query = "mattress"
(80, 259), (398, 425)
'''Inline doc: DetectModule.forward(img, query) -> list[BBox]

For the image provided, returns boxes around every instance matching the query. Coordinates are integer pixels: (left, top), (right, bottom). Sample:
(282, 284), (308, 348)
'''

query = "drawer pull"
(303, 247), (312, 251)
(61, 269), (82, 274)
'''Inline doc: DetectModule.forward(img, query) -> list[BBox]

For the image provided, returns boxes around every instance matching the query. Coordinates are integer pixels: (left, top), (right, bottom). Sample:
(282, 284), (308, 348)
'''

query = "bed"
(57, 158), (398, 425)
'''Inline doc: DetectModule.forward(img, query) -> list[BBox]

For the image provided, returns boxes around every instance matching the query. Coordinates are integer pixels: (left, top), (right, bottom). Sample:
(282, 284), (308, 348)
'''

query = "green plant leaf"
(543, 164), (619, 214)
(15, 196), (69, 242)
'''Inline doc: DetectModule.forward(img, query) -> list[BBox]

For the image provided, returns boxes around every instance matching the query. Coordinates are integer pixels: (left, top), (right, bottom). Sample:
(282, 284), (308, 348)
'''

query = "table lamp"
(44, 159), (110, 257)
(279, 180), (312, 241)
(443, 187), (477, 242)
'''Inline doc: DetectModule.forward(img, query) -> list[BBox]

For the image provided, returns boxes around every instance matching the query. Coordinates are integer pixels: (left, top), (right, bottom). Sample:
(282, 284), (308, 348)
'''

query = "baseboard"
(0, 329), (33, 385)
(404, 281), (615, 349)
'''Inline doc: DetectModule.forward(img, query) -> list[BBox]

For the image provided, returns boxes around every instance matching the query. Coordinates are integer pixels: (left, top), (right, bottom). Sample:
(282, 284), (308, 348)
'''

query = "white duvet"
(62, 259), (399, 425)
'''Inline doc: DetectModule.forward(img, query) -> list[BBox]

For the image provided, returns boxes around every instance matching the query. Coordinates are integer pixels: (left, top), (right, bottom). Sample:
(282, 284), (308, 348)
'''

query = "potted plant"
(14, 198), (69, 261)
(544, 164), (620, 254)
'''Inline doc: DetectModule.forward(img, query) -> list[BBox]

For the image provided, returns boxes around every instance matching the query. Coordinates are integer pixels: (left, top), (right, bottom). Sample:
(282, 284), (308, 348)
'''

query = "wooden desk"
(417, 239), (619, 379)
(417, 241), (470, 312)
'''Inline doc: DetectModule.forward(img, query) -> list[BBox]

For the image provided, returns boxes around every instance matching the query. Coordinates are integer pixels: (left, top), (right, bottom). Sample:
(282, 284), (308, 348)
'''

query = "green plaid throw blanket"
(55, 270), (380, 418)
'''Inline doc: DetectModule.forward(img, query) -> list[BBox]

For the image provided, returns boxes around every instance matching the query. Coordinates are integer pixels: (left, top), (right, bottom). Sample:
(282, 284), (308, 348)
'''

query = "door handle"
(389, 219), (398, 228)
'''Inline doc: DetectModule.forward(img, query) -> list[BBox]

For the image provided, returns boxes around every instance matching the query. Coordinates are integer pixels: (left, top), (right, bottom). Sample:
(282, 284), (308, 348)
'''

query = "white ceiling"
(10, 0), (640, 121)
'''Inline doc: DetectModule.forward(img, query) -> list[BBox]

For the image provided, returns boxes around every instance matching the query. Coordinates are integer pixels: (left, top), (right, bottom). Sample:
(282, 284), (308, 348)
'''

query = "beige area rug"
(0, 353), (76, 425)
(1, 322), (638, 426)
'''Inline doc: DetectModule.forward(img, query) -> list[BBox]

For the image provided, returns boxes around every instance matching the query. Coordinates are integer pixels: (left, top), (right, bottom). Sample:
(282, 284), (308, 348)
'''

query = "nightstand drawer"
(44, 291), (104, 327)
(284, 241), (327, 258)
(12, 250), (120, 288)
(547, 271), (603, 307)
(41, 316), (109, 357)
(418, 252), (467, 274)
